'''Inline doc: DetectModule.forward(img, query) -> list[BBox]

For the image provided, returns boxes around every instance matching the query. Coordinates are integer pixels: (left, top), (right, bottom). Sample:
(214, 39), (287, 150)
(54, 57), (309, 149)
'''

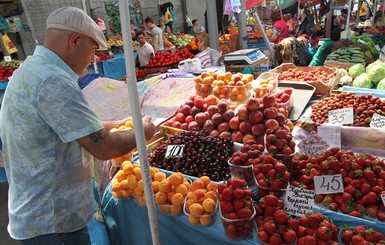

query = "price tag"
(370, 113), (385, 129)
(381, 194), (385, 207)
(314, 174), (344, 194)
(328, 107), (353, 125)
(298, 133), (330, 157)
(165, 145), (185, 158)
(4, 56), (11, 62)
(284, 185), (315, 217)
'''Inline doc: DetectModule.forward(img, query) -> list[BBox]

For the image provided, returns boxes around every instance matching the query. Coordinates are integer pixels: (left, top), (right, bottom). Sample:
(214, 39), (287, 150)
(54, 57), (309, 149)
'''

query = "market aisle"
(0, 182), (19, 245)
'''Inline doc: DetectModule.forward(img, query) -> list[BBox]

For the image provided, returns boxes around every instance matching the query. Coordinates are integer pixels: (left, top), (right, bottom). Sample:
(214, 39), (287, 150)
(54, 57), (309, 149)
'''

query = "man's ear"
(68, 32), (82, 48)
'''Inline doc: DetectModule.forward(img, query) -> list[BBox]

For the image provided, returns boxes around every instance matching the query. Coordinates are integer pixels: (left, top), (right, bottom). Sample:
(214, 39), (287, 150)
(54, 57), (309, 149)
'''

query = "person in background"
(195, 32), (221, 69)
(270, 11), (289, 44)
(286, 12), (299, 36)
(144, 17), (164, 53)
(136, 30), (154, 67)
(309, 27), (341, 66)
(158, 17), (171, 34)
(375, 3), (384, 24)
(192, 19), (204, 35)
(130, 20), (136, 39)
(0, 7), (155, 245)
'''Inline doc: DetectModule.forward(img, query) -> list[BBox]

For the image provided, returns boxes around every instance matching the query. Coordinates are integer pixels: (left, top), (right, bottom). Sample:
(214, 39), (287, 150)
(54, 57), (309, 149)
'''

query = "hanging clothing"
(224, 0), (241, 15)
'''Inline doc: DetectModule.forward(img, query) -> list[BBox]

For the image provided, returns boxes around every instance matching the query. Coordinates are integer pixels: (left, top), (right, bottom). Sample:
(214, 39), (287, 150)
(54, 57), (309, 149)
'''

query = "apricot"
(205, 191), (217, 202)
(206, 182), (218, 192)
(170, 205), (182, 215)
(189, 203), (204, 216)
(152, 181), (160, 193)
(191, 179), (205, 191)
(168, 173), (183, 186)
(199, 176), (211, 187)
(184, 198), (195, 213)
(154, 172), (166, 182)
(121, 189), (132, 199)
(167, 191), (176, 203)
(202, 198), (216, 213)
(171, 193), (185, 206)
(193, 189), (206, 203)
(123, 163), (135, 175)
(188, 215), (200, 224)
(155, 192), (168, 205)
(116, 170), (126, 182)
(200, 215), (213, 226)
(120, 179), (129, 190)
(175, 183), (188, 196)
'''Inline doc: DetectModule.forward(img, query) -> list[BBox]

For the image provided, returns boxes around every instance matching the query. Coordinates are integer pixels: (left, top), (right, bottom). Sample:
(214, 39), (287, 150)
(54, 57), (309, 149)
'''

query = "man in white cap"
(0, 6), (155, 244)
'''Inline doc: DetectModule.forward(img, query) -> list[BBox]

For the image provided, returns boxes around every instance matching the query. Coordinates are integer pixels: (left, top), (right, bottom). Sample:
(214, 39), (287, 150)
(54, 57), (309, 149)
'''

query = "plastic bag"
(165, 7), (173, 23)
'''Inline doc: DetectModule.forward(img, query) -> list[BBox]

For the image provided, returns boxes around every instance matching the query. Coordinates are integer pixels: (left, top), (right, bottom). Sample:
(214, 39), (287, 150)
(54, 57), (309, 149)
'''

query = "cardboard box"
(272, 63), (341, 94)
(246, 24), (262, 38)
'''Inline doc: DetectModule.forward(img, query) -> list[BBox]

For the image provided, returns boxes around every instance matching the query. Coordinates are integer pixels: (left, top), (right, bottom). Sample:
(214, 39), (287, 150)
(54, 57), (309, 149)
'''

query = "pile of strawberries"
(290, 147), (385, 221)
(340, 225), (385, 244)
(218, 178), (255, 239)
(256, 194), (339, 245)
(252, 154), (291, 195)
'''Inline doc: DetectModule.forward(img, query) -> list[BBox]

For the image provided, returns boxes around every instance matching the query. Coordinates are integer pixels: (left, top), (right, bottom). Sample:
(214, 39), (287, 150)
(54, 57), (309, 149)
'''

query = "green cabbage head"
(348, 64), (365, 79)
(377, 78), (385, 90)
(366, 62), (385, 85)
(352, 73), (372, 88)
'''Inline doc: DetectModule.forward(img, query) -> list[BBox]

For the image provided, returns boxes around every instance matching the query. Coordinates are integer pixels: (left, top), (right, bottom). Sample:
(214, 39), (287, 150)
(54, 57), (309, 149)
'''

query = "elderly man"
(0, 7), (155, 244)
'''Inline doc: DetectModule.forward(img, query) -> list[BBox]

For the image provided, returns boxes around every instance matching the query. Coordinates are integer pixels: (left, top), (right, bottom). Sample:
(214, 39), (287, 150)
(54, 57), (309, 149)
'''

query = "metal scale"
(224, 48), (267, 65)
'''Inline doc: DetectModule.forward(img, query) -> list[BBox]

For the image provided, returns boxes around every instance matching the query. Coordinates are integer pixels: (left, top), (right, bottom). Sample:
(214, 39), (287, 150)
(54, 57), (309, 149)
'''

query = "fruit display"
(111, 160), (159, 202)
(148, 130), (233, 181)
(193, 71), (254, 104)
(265, 126), (296, 155)
(154, 172), (191, 215)
(0, 66), (14, 81)
(146, 49), (195, 68)
(272, 88), (294, 111)
(230, 140), (264, 166)
(296, 213), (339, 244)
(278, 67), (335, 82)
(184, 176), (218, 226)
(167, 33), (194, 48)
(310, 92), (385, 127)
(340, 225), (385, 244)
(326, 47), (367, 64)
(107, 36), (123, 47)
(252, 72), (279, 99)
(96, 52), (114, 61)
(291, 147), (385, 221)
(0, 60), (21, 70)
(218, 178), (255, 240)
(110, 119), (134, 166)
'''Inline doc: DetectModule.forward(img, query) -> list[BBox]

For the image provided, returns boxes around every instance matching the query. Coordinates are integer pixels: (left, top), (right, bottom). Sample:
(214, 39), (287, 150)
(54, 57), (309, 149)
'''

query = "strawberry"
(273, 209), (288, 224)
(314, 194), (324, 203)
(233, 199), (244, 210)
(307, 212), (323, 228)
(269, 233), (282, 245)
(277, 224), (286, 235)
(298, 235), (317, 245)
(355, 225), (366, 235)
(267, 169), (277, 179)
(263, 221), (277, 235)
(237, 208), (253, 219)
(232, 189), (245, 200)
(258, 230), (269, 242)
(306, 228), (317, 236)
(351, 235), (365, 245)
(265, 206), (277, 216)
(274, 162), (286, 175)
(316, 225), (333, 241)
(361, 183), (372, 195)
(286, 218), (299, 231)
(366, 205), (378, 218)
(243, 189), (253, 198)
(377, 210), (385, 221)
(341, 229), (354, 242)
(225, 212), (238, 219)
(217, 183), (227, 193)
(342, 192), (353, 203)
(297, 225), (307, 237)
(220, 201), (234, 214)
(264, 194), (278, 206)
(372, 185), (383, 193)
(231, 178), (246, 188)
(298, 216), (308, 226)
(362, 191), (378, 205)
(283, 229), (297, 243)
(363, 168), (375, 182)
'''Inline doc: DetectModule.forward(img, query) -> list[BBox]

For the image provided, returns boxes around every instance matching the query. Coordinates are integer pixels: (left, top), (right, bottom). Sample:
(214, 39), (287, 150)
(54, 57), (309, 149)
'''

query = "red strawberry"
(362, 191), (377, 205)
(355, 225), (366, 235)
(277, 224), (286, 235)
(377, 210), (385, 221)
(316, 225), (333, 241)
(363, 169), (375, 182)
(307, 212), (323, 228)
(263, 221), (277, 235)
(258, 230), (269, 242)
(265, 206), (277, 216)
(243, 189), (253, 198)
(264, 194), (278, 206)
(341, 229), (354, 242)
(221, 188), (233, 202)
(273, 209), (288, 224)
(232, 189), (245, 200)
(226, 212), (238, 220)
(361, 183), (372, 195)
(287, 218), (299, 231)
(366, 205), (378, 218)
(274, 162), (286, 175)
(233, 199), (244, 210)
(298, 235), (317, 245)
(306, 228), (317, 236)
(298, 216), (308, 227)
(342, 192), (353, 203)
(269, 233), (282, 245)
(231, 178), (246, 188)
(351, 235), (366, 245)
(283, 229), (297, 243)
(237, 208), (253, 219)
(220, 201), (234, 214)
(217, 183), (226, 193)
(297, 225), (307, 237)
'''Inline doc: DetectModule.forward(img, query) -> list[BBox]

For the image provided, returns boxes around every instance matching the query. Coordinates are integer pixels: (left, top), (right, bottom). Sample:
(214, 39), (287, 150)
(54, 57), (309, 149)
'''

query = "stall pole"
(206, 0), (219, 50)
(20, 0), (38, 46)
(82, 0), (87, 12)
(345, 0), (353, 36)
(238, 0), (248, 49)
(372, 0), (378, 25)
(118, 1), (160, 245)
(326, 10), (332, 37)
(254, 11), (275, 63)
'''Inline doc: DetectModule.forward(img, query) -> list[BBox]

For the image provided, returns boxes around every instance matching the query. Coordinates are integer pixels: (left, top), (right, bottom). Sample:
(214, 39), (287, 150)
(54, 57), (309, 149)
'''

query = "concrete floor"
(0, 182), (20, 245)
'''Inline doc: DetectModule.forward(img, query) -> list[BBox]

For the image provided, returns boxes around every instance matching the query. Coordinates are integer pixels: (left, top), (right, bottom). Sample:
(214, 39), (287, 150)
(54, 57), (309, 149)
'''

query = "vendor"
(144, 17), (164, 53)
(192, 19), (204, 35)
(136, 30), (154, 67)
(270, 11), (289, 44)
(309, 27), (341, 66)
(195, 32), (221, 68)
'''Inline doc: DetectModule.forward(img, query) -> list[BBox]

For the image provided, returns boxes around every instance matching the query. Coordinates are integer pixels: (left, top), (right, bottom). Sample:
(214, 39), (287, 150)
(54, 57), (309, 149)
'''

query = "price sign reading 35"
(314, 174), (344, 194)
(165, 145), (185, 158)
(328, 107), (353, 125)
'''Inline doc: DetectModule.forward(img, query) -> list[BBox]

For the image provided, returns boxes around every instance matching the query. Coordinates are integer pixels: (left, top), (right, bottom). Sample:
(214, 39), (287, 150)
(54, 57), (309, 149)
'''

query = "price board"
(298, 133), (330, 157)
(314, 174), (344, 194)
(328, 107), (353, 125)
(370, 113), (385, 129)
(284, 185), (315, 217)
(165, 145), (185, 158)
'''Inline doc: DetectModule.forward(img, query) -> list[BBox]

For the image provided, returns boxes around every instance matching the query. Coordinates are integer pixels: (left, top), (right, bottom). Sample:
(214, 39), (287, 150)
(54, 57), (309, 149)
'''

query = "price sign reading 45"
(328, 107), (353, 125)
(314, 174), (344, 194)
(165, 145), (185, 158)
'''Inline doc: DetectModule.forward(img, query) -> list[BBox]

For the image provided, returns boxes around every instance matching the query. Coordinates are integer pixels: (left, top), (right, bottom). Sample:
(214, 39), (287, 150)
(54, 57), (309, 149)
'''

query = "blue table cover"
(88, 53), (138, 80)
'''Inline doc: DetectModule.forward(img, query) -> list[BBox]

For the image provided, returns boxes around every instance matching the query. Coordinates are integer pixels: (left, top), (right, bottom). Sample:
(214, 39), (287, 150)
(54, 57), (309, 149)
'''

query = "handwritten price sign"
(165, 145), (185, 158)
(298, 133), (330, 157)
(314, 174), (344, 194)
(370, 113), (385, 129)
(284, 185), (315, 217)
(328, 107), (353, 125)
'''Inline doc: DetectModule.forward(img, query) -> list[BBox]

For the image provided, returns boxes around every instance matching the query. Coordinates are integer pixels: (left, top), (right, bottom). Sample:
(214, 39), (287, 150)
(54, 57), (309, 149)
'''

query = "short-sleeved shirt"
(0, 46), (104, 240)
(137, 42), (154, 67)
(151, 26), (164, 51)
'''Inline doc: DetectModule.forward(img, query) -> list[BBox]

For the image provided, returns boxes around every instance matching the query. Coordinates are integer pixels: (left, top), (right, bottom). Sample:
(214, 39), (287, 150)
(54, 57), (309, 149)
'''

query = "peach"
(229, 117), (240, 130)
(203, 120), (215, 132)
(239, 121), (252, 134)
(249, 110), (264, 124)
(237, 107), (249, 121)
(243, 133), (257, 144)
(265, 119), (280, 130)
(218, 122), (230, 133)
(251, 123), (266, 136)
(207, 105), (219, 117)
(217, 99), (229, 112)
(205, 190), (217, 202)
(219, 131), (232, 141)
(223, 110), (235, 121)
(210, 130), (220, 137)
(231, 130), (244, 143)
(212, 113), (224, 125)
(188, 121), (199, 131)
(193, 189), (206, 202)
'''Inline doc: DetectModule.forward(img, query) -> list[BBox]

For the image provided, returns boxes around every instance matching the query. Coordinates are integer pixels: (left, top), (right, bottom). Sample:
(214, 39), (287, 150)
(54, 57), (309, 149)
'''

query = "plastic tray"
(278, 81), (316, 121)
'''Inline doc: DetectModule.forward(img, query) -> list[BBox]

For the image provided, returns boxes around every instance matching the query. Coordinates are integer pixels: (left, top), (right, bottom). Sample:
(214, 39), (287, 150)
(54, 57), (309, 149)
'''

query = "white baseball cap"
(46, 7), (107, 49)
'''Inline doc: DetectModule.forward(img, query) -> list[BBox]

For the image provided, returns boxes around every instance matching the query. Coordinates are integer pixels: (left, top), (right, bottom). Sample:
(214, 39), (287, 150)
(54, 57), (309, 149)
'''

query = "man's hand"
(142, 116), (155, 140)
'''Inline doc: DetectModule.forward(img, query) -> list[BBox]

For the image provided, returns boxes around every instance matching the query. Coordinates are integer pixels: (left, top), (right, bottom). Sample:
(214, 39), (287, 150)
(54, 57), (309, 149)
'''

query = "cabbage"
(340, 75), (353, 84)
(366, 62), (385, 85)
(377, 78), (385, 90)
(352, 73), (372, 88)
(348, 64), (365, 79)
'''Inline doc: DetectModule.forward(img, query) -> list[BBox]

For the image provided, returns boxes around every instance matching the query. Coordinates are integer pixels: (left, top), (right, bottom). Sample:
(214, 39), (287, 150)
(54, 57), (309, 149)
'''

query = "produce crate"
(272, 63), (341, 94)
(324, 60), (363, 70)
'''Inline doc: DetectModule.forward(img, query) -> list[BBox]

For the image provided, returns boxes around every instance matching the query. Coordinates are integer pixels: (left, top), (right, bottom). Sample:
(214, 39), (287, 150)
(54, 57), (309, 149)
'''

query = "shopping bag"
(2, 33), (17, 54)
(165, 7), (173, 23)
